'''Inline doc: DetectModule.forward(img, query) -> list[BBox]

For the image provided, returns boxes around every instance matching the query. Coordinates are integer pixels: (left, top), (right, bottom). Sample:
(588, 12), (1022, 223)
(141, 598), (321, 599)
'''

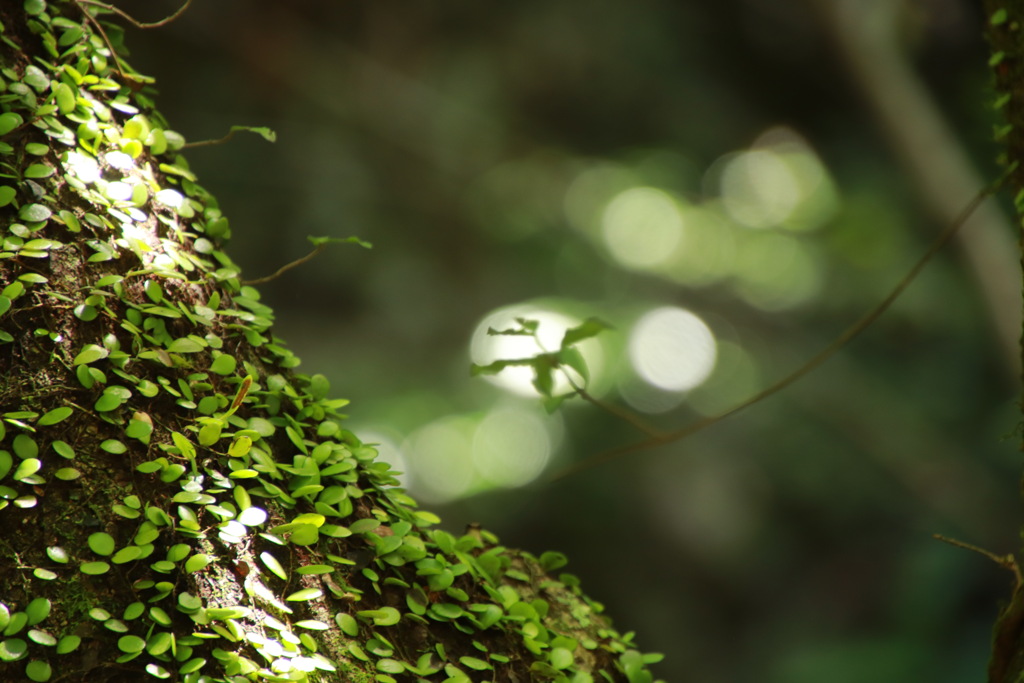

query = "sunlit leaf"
(560, 317), (612, 348)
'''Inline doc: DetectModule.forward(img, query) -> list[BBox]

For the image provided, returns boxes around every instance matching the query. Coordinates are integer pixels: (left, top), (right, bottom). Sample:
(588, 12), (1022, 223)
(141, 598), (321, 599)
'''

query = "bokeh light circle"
(600, 186), (685, 269)
(628, 307), (717, 392)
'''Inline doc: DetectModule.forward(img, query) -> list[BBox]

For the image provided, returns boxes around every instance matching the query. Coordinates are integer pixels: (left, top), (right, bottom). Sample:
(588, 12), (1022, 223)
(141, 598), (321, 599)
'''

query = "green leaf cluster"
(0, 3), (661, 683)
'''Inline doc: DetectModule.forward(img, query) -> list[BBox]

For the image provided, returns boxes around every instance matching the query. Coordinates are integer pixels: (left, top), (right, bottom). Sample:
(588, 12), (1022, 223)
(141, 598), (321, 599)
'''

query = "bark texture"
(983, 2), (1024, 683)
(0, 3), (657, 682)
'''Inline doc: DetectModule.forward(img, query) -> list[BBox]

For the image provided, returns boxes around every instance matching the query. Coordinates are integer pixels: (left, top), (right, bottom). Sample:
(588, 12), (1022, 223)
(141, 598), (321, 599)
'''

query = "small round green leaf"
(12, 459), (41, 482)
(184, 554), (210, 573)
(25, 599), (50, 626)
(288, 524), (319, 546)
(117, 635), (145, 653)
(56, 634), (81, 654)
(24, 164), (53, 179)
(27, 629), (56, 646)
(94, 393), (123, 412)
(259, 552), (287, 581)
(36, 407), (72, 426)
(148, 608), (171, 627)
(87, 533), (115, 556)
(24, 659), (51, 682)
(145, 662), (171, 679)
(12, 435), (37, 459)
(335, 612), (359, 636)
(0, 637), (26, 662)
(178, 657), (206, 674)
(549, 647), (574, 670)
(123, 602), (145, 620)
(209, 354), (236, 375)
(293, 619), (329, 630)
(54, 82), (75, 115)
(100, 439), (126, 454)
(80, 561), (110, 575)
(460, 656), (492, 671)
(0, 451), (12, 480)
(45, 547), (68, 564)
(358, 607), (400, 626)
(0, 112), (23, 136)
(23, 0), (47, 17)
(285, 588), (323, 602)
(73, 344), (108, 366)
(376, 659), (405, 674)
(18, 204), (51, 223)
(110, 546), (142, 564)
(146, 631), (173, 655)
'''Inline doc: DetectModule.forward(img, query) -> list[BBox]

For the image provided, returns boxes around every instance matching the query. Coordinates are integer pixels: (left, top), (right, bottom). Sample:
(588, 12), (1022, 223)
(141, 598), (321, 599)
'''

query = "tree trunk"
(983, 2), (1024, 683)
(0, 3), (657, 682)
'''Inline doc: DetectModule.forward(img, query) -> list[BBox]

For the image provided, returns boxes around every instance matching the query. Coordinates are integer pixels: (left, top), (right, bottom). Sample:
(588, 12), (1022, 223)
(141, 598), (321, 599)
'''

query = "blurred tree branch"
(810, 0), (1021, 380)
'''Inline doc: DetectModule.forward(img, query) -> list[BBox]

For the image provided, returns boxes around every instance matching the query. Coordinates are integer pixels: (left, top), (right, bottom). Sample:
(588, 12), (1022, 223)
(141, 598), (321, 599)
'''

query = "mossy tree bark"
(0, 3), (657, 682)
(984, 2), (1024, 683)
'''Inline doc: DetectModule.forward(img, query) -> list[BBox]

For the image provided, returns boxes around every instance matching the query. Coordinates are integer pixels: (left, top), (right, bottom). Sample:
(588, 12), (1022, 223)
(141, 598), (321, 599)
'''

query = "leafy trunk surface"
(985, 2), (1024, 683)
(0, 3), (657, 682)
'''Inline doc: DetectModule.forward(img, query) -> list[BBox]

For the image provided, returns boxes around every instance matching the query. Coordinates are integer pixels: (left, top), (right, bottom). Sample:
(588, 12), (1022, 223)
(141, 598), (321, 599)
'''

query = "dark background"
(123, 1), (1019, 680)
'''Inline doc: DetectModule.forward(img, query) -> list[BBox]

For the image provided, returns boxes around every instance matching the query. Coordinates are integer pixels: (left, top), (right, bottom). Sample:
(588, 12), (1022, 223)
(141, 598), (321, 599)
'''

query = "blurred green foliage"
(130, 1), (1017, 680)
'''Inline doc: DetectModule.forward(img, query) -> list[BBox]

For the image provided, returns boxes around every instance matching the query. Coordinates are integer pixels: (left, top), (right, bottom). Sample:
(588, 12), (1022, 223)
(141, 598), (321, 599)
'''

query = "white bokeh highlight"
(628, 307), (717, 392)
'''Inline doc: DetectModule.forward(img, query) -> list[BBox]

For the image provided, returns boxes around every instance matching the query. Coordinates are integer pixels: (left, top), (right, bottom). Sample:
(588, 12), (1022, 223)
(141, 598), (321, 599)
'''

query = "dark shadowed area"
(125, 1), (1019, 680)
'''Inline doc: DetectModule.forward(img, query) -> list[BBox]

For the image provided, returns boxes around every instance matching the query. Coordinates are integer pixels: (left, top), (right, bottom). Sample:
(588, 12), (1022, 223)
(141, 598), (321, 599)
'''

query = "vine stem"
(76, 0), (194, 29)
(549, 178), (1003, 483)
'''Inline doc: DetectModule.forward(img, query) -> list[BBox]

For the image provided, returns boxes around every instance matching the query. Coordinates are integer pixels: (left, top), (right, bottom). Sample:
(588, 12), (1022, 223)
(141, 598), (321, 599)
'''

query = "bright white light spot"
(64, 151), (100, 184)
(105, 151), (135, 170)
(403, 417), (476, 503)
(629, 307), (716, 392)
(601, 186), (684, 269)
(472, 407), (552, 488)
(720, 150), (801, 229)
(469, 304), (604, 398)
(126, 207), (148, 223)
(155, 189), (184, 210)
(104, 181), (132, 202)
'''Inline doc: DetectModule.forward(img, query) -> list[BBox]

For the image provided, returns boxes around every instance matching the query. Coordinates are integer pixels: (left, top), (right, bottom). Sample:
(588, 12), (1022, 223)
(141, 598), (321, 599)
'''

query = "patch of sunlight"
(64, 151), (100, 184)
(661, 203), (736, 287)
(600, 186), (685, 270)
(469, 303), (606, 398)
(733, 231), (822, 311)
(718, 127), (839, 231)
(402, 416), (477, 504)
(628, 307), (717, 392)
(472, 406), (553, 488)
(719, 149), (801, 229)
